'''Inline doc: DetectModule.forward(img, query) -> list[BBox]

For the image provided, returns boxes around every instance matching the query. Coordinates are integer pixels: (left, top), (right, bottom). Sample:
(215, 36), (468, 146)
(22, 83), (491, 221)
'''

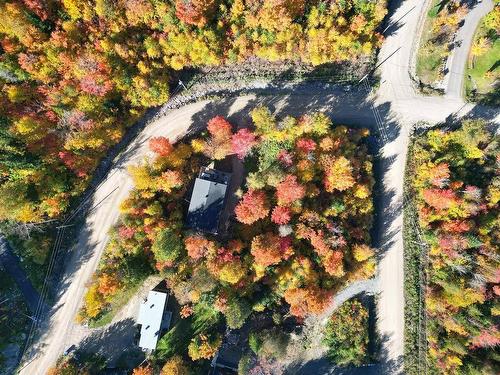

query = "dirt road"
(444, 0), (495, 98)
(19, 0), (500, 374)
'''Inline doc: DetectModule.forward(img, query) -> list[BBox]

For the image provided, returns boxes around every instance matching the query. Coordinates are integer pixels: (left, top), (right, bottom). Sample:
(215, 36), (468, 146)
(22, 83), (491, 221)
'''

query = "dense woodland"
(0, 0), (387, 232)
(411, 120), (499, 374)
(76, 108), (376, 372)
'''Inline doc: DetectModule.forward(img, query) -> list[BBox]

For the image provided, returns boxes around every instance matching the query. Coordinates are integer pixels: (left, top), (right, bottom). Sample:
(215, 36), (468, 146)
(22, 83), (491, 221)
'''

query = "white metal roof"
(137, 290), (168, 350)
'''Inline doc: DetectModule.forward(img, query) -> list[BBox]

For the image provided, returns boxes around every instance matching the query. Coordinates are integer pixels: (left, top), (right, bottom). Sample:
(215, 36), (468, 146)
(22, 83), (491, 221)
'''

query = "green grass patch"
(427, 2), (441, 18)
(155, 301), (222, 360)
(417, 42), (449, 84)
(416, 0), (454, 86)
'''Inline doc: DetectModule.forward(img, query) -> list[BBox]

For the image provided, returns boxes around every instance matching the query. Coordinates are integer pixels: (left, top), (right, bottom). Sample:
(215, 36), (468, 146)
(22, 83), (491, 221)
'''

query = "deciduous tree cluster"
(322, 299), (369, 366)
(412, 120), (499, 374)
(0, 0), (387, 234)
(80, 108), (376, 368)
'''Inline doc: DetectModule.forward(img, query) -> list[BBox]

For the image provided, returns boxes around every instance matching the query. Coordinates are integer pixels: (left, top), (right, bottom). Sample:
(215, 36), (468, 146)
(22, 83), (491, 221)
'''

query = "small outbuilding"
(136, 282), (172, 351)
(186, 166), (232, 235)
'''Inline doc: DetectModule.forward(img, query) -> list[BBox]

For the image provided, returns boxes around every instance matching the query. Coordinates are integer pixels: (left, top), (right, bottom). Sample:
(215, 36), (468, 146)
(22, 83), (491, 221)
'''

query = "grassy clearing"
(416, 0), (465, 87)
(416, 1), (447, 85)
(465, 10), (500, 105)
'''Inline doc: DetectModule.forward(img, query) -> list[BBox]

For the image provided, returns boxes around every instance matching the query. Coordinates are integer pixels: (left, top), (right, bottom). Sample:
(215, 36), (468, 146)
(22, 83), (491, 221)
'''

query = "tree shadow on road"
(446, 104), (500, 130)
(375, 333), (405, 374)
(76, 318), (143, 369)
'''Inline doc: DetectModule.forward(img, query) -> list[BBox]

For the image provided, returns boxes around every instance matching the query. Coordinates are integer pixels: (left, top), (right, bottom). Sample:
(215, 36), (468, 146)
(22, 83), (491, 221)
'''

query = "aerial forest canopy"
(0, 0), (387, 225)
(411, 120), (499, 374)
(78, 108), (377, 370)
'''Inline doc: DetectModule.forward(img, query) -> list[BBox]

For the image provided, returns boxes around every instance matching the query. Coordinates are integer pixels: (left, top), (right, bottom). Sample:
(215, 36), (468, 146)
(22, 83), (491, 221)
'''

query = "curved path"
(19, 0), (500, 374)
(444, 0), (495, 98)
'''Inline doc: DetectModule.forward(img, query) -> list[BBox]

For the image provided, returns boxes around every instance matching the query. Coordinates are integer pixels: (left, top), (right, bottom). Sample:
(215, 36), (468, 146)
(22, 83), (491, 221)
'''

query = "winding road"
(444, 0), (495, 98)
(18, 0), (500, 374)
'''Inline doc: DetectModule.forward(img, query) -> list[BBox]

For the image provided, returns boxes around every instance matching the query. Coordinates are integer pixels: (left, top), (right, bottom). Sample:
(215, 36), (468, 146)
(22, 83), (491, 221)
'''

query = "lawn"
(155, 301), (222, 360)
(464, 8), (500, 105)
(416, 0), (447, 85)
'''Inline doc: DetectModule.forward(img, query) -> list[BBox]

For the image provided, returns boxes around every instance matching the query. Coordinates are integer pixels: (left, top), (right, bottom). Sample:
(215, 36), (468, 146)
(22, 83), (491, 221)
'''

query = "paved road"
(0, 235), (43, 314)
(444, 0), (495, 98)
(18, 0), (500, 374)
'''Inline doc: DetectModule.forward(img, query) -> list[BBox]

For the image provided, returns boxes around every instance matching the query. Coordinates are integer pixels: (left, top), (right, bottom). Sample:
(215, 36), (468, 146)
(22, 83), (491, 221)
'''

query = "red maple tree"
(231, 128), (257, 159)
(149, 136), (173, 156)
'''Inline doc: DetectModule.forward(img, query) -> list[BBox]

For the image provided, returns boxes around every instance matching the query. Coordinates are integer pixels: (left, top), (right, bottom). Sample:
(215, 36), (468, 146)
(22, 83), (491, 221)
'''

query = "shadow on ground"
(77, 318), (144, 369)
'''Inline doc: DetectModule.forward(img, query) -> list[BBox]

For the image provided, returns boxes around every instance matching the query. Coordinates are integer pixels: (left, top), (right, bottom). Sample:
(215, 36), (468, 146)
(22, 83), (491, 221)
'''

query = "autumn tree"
(161, 355), (191, 375)
(251, 233), (293, 267)
(188, 333), (222, 360)
(150, 136), (173, 156)
(231, 128), (257, 159)
(175, 0), (217, 27)
(83, 284), (106, 319)
(284, 286), (331, 318)
(275, 175), (305, 206)
(184, 235), (216, 260)
(132, 365), (153, 375)
(235, 189), (270, 224)
(271, 206), (292, 225)
(323, 299), (369, 366)
(321, 156), (355, 192)
(192, 116), (233, 160)
(97, 273), (121, 298)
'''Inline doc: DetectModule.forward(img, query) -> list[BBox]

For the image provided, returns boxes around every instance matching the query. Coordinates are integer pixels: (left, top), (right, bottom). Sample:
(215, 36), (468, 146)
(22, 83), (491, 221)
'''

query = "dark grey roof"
(186, 167), (231, 234)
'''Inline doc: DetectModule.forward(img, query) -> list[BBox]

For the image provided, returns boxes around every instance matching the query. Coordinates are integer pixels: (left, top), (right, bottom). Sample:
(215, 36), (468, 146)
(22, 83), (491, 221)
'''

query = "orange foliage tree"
(275, 174), (305, 206)
(284, 286), (332, 318)
(251, 233), (293, 267)
(235, 189), (270, 224)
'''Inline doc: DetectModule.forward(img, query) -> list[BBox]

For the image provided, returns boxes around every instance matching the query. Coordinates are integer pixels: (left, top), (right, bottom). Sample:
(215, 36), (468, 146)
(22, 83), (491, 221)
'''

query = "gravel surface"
(443, 0), (495, 98)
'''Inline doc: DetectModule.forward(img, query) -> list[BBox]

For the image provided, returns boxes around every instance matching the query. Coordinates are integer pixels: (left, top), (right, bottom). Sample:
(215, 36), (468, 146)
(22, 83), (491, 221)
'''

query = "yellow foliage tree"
(161, 355), (190, 375)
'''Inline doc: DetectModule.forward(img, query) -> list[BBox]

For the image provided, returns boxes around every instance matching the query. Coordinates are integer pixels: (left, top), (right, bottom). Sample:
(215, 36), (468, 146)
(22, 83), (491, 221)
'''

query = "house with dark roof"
(186, 166), (232, 235)
(209, 331), (242, 374)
